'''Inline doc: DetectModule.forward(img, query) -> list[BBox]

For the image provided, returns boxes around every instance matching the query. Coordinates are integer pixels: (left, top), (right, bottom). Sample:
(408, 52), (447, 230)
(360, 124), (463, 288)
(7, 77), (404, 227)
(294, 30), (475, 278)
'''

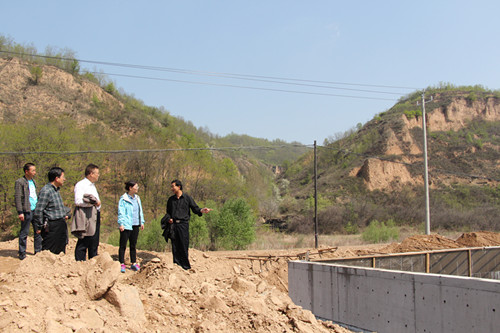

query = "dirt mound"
(381, 234), (461, 253)
(2, 232), (499, 332)
(0, 238), (350, 333)
(455, 231), (500, 247)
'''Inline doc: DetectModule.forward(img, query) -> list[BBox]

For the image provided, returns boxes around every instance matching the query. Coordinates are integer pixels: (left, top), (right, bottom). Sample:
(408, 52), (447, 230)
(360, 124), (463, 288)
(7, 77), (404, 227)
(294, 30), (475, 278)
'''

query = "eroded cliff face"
(352, 158), (422, 191)
(355, 96), (500, 191)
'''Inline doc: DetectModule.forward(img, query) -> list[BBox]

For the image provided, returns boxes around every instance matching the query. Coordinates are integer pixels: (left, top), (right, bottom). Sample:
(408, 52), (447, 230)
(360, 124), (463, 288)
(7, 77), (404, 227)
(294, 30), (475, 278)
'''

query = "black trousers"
(75, 212), (100, 261)
(19, 211), (42, 257)
(171, 222), (190, 270)
(119, 225), (140, 264)
(41, 218), (68, 255)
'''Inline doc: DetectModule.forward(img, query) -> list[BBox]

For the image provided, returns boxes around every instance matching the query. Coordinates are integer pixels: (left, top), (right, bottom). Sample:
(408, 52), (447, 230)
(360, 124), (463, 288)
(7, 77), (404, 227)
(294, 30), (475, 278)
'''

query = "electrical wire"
(1, 144), (497, 182)
(94, 71), (398, 101)
(0, 50), (415, 97)
(0, 144), (313, 156)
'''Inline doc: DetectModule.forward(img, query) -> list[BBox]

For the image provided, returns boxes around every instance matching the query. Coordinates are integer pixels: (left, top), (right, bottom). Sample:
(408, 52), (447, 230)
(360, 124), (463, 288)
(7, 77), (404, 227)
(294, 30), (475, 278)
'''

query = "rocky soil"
(0, 232), (499, 332)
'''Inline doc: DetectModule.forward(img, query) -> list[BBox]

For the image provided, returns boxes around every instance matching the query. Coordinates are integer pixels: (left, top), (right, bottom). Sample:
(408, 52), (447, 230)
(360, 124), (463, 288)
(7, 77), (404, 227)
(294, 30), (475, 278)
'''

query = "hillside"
(0, 54), (302, 241)
(1, 48), (499, 242)
(280, 86), (500, 233)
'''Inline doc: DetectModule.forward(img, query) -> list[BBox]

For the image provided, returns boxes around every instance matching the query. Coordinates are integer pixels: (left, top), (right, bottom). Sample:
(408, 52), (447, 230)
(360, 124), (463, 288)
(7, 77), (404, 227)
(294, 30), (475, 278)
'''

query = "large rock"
(200, 295), (231, 314)
(230, 277), (256, 295)
(81, 252), (120, 300)
(105, 284), (146, 323)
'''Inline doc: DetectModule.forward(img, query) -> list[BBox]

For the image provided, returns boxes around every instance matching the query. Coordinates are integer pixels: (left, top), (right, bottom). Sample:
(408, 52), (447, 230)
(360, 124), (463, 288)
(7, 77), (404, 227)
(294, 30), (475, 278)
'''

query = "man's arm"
(166, 196), (174, 224)
(187, 195), (211, 216)
(33, 188), (49, 232)
(14, 178), (24, 216)
(188, 195), (207, 216)
(74, 181), (91, 207)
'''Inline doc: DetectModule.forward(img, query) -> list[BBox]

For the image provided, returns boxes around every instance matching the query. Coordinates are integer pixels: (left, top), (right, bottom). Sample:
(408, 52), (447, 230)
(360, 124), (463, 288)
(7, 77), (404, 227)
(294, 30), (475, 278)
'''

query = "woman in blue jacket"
(117, 181), (145, 273)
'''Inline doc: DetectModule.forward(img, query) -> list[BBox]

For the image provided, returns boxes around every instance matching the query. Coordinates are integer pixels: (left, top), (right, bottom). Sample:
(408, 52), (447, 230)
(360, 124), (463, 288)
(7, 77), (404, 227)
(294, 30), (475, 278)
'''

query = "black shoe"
(19, 254), (26, 260)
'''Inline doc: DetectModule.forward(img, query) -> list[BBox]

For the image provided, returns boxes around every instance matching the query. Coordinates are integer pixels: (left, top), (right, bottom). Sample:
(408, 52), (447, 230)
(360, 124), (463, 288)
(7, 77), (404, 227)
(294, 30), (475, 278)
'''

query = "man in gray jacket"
(14, 163), (41, 260)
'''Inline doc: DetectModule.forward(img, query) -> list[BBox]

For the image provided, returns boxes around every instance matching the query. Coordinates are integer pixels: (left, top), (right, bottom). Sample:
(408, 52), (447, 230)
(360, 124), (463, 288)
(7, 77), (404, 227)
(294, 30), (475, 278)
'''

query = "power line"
(0, 144), (313, 156)
(95, 71), (398, 101)
(1, 144), (497, 182)
(104, 71), (406, 96)
(0, 50), (415, 96)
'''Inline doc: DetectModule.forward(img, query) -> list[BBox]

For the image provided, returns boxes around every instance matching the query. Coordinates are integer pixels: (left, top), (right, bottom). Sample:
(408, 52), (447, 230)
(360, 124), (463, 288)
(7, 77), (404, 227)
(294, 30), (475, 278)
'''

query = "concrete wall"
(289, 261), (500, 333)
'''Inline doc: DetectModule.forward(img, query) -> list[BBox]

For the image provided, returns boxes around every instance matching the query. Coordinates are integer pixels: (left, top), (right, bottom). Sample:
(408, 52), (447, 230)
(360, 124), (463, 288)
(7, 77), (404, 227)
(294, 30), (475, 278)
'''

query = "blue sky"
(2, 1), (499, 144)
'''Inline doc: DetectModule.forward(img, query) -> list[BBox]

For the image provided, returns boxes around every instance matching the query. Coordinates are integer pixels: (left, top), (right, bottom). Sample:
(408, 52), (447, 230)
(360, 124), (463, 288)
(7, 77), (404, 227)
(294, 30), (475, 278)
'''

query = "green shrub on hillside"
(213, 198), (256, 250)
(466, 92), (477, 104)
(190, 214), (210, 250)
(403, 109), (422, 119)
(362, 219), (399, 243)
(136, 217), (166, 252)
(344, 221), (358, 234)
(29, 65), (43, 85)
(305, 194), (332, 211)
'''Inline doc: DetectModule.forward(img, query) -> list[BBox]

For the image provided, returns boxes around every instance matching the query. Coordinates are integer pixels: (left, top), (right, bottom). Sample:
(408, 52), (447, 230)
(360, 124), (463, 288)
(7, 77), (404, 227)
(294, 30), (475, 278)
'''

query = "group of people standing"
(14, 163), (211, 272)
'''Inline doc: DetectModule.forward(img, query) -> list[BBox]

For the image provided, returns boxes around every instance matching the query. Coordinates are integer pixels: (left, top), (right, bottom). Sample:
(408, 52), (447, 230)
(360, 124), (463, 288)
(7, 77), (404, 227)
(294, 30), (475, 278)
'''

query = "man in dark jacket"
(163, 180), (211, 270)
(33, 167), (71, 255)
(14, 163), (41, 260)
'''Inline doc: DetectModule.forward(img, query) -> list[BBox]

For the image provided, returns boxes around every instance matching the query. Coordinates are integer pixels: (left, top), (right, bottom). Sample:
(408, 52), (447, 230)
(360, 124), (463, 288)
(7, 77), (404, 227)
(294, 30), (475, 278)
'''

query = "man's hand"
(36, 230), (41, 234)
(201, 208), (212, 214)
(95, 200), (101, 207)
(168, 218), (173, 224)
(140, 224), (145, 230)
(119, 225), (125, 232)
(18, 213), (24, 222)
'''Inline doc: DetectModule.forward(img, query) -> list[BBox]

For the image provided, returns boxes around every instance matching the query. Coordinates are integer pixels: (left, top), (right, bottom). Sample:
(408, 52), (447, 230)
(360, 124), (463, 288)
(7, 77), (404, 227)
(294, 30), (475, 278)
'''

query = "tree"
(213, 198), (256, 250)
(29, 65), (43, 85)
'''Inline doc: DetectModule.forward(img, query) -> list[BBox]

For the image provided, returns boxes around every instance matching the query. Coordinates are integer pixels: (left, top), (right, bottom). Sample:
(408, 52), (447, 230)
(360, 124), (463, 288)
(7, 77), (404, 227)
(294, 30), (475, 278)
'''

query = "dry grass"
(249, 226), (465, 251)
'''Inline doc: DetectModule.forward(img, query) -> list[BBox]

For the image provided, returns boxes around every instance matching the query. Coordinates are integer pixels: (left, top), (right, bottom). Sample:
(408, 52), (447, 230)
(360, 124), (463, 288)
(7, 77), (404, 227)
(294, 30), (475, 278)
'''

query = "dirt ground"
(0, 232), (499, 333)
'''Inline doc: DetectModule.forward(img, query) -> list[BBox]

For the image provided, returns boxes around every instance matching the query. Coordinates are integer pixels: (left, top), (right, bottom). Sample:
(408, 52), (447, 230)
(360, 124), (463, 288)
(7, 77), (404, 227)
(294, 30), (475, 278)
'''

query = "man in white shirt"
(74, 164), (101, 261)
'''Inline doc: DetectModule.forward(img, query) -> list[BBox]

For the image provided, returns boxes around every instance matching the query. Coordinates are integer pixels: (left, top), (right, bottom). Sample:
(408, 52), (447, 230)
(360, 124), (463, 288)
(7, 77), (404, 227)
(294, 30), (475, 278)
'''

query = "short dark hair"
(48, 167), (64, 182)
(125, 181), (137, 191)
(171, 179), (183, 190)
(85, 164), (99, 177)
(23, 163), (35, 172)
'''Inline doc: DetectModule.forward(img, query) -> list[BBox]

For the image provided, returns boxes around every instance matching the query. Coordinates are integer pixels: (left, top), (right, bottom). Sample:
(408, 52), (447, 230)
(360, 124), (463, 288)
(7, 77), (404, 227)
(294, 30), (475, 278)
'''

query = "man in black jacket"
(14, 163), (41, 260)
(163, 180), (211, 270)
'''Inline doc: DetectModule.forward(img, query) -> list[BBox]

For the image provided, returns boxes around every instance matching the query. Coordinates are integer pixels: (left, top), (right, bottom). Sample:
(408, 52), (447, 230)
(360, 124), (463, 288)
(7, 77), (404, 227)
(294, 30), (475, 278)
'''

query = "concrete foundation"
(289, 260), (500, 333)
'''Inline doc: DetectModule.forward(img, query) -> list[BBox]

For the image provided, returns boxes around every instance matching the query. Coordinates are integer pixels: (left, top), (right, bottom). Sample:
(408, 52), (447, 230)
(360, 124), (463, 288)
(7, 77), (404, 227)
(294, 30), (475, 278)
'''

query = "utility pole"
(420, 92), (433, 235)
(314, 140), (318, 248)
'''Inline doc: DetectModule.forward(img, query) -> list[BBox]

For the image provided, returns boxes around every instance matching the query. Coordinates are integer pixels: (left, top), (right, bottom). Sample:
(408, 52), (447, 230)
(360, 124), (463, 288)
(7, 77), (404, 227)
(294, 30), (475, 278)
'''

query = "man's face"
(170, 183), (180, 194)
(25, 166), (36, 180)
(88, 168), (100, 183)
(54, 172), (66, 187)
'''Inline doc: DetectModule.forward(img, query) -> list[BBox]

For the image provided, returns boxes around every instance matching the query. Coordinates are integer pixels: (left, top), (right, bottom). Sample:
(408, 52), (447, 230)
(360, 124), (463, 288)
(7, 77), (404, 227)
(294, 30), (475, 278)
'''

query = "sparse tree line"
(0, 117), (265, 250)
